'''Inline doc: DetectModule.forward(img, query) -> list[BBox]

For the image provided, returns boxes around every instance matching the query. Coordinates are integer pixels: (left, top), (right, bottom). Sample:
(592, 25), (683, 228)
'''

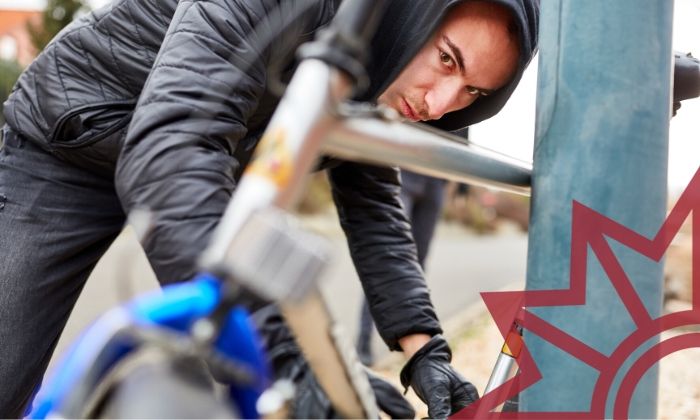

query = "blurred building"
(0, 7), (41, 66)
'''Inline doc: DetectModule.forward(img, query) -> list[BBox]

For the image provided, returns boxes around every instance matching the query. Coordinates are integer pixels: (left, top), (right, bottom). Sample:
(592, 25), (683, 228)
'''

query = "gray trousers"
(0, 126), (126, 417)
(398, 170), (447, 267)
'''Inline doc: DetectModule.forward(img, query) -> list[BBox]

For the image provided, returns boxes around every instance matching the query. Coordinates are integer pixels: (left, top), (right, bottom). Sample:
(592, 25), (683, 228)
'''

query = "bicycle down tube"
(202, 59), (380, 419)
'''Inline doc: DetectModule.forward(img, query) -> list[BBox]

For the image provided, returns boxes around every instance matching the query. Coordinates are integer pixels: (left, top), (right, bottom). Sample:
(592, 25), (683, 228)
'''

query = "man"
(0, 0), (538, 417)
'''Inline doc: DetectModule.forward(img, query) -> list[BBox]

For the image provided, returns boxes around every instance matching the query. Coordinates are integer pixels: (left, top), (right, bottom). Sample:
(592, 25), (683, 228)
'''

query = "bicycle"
(29, 0), (700, 417)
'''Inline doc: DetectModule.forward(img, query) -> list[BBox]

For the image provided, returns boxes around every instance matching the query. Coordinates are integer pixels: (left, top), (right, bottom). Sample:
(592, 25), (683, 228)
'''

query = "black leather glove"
(400, 335), (479, 418)
(254, 305), (415, 418)
(291, 366), (416, 419)
(366, 368), (416, 419)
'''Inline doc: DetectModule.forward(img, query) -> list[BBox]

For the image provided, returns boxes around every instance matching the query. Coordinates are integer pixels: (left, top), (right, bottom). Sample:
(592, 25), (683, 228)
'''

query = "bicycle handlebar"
(674, 52), (700, 103)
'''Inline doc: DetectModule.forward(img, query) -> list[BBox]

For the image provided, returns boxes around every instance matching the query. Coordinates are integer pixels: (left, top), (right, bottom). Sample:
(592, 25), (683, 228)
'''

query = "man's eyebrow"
(442, 35), (465, 74)
(443, 35), (495, 96)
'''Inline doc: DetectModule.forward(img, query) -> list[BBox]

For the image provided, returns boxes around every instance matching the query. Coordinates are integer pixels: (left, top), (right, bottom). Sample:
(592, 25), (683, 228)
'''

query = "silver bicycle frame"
(325, 111), (531, 195)
(201, 58), (532, 418)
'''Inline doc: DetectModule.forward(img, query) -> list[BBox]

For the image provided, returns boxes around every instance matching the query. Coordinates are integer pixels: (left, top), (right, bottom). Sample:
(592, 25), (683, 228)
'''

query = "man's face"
(377, 1), (520, 122)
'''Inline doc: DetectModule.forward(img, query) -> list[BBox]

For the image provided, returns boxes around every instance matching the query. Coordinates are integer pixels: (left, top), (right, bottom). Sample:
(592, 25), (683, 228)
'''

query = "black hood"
(361, 0), (539, 132)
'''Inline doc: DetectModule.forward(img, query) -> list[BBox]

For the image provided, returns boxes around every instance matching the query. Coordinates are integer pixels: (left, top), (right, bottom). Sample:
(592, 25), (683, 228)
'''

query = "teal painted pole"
(522, 0), (673, 417)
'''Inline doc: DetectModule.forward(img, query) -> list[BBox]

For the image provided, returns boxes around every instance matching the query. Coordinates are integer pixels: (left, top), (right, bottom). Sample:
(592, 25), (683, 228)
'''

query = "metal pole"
(522, 0), (673, 416)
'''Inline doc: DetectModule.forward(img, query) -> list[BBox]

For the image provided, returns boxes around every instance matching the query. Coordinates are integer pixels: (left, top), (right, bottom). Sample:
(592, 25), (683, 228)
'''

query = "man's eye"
(439, 50), (453, 67)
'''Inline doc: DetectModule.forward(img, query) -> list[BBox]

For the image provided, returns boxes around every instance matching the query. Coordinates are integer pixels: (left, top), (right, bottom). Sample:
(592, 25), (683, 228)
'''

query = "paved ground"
(46, 216), (528, 379)
(41, 214), (699, 418)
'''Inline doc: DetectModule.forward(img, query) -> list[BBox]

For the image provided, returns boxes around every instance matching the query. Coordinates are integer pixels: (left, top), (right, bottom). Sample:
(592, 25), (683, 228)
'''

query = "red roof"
(0, 9), (42, 65)
(0, 9), (41, 36)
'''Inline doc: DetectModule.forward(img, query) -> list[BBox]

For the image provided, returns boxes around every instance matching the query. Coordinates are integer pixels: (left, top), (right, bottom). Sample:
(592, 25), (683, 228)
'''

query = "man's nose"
(425, 79), (467, 120)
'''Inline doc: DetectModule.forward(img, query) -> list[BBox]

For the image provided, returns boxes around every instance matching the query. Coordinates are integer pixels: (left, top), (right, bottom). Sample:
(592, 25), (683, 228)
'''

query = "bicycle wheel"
(89, 347), (240, 419)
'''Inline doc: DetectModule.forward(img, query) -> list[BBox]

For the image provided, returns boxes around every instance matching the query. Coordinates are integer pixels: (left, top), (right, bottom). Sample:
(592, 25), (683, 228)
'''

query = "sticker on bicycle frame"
(245, 128), (292, 187)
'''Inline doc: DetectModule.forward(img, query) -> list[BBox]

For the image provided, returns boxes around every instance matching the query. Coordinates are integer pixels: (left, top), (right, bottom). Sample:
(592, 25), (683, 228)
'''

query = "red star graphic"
(454, 167), (700, 419)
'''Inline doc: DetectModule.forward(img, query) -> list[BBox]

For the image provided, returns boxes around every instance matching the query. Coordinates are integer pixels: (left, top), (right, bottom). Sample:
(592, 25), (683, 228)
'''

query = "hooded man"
(0, 0), (538, 417)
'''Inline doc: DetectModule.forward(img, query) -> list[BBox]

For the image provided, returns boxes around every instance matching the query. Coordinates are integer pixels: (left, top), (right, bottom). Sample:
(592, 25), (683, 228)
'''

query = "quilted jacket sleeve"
(115, 0), (331, 283)
(328, 162), (442, 351)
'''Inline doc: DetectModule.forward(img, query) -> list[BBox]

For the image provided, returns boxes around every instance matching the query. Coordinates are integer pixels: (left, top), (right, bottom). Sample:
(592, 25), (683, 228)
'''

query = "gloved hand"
(253, 305), (415, 418)
(400, 335), (479, 418)
(366, 367), (416, 419)
(290, 357), (416, 419)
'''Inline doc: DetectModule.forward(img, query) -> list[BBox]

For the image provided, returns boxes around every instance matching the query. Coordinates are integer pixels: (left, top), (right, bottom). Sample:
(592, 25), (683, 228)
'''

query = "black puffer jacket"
(3, 0), (538, 351)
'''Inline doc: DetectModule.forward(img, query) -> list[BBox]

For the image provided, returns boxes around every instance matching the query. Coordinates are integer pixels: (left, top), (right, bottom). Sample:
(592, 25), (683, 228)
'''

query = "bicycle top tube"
(324, 107), (532, 196)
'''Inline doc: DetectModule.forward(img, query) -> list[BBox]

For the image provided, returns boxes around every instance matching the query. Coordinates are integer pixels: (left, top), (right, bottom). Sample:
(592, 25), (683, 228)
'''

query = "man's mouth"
(400, 98), (420, 122)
